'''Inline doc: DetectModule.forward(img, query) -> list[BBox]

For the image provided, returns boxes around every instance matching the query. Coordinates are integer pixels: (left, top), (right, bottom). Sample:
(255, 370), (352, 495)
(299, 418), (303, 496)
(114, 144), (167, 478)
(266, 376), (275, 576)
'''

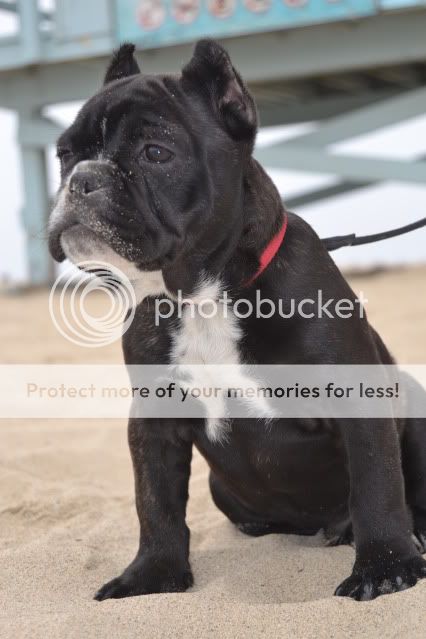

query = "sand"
(1, 266), (425, 638)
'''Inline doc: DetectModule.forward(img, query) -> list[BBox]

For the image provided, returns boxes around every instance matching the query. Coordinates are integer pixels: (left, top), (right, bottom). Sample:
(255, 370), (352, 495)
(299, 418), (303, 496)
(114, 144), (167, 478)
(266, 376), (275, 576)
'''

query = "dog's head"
(48, 40), (257, 292)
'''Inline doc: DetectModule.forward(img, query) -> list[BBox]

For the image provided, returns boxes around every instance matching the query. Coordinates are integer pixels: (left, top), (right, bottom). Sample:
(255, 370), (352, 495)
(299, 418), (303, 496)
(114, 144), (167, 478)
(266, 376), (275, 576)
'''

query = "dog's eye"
(142, 144), (173, 164)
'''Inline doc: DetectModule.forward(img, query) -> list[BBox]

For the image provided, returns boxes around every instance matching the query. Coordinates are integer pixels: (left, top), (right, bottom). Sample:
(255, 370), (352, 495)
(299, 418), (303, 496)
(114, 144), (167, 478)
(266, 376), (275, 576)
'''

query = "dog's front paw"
(335, 554), (426, 601)
(412, 509), (426, 553)
(94, 555), (193, 601)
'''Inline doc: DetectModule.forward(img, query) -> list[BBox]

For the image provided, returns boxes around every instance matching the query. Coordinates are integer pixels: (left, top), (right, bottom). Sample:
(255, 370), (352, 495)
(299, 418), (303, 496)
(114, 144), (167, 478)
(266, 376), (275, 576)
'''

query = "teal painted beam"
(116, 0), (377, 48)
(0, 1), (51, 21)
(256, 89), (400, 127)
(2, 10), (426, 92)
(285, 181), (372, 209)
(254, 145), (426, 184)
(19, 0), (41, 63)
(0, 1), (17, 12)
(19, 144), (52, 285)
(290, 87), (426, 148)
(0, 6), (425, 73)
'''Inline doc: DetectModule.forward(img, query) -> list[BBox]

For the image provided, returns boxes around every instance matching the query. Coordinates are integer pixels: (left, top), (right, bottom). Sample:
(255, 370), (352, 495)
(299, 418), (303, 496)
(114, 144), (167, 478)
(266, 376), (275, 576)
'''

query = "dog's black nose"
(69, 171), (104, 195)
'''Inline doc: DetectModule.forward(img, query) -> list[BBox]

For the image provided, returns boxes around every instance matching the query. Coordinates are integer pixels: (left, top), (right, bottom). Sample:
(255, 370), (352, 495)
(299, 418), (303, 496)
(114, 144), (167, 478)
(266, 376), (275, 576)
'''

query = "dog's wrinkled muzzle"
(48, 160), (121, 262)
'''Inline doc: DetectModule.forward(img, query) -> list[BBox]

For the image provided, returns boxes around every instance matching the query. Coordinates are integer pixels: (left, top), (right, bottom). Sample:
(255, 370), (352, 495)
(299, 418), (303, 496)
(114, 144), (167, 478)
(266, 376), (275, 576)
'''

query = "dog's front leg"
(95, 417), (193, 601)
(335, 418), (426, 600)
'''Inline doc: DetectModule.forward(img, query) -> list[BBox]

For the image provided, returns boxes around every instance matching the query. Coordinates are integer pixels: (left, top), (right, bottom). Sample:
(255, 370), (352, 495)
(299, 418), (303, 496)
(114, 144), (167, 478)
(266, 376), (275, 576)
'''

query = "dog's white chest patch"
(170, 280), (242, 442)
(170, 305), (241, 367)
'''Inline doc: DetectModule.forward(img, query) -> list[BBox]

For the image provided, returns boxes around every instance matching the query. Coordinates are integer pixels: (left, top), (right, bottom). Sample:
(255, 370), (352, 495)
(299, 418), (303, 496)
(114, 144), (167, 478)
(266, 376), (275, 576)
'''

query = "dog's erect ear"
(104, 43), (141, 85)
(181, 39), (257, 141)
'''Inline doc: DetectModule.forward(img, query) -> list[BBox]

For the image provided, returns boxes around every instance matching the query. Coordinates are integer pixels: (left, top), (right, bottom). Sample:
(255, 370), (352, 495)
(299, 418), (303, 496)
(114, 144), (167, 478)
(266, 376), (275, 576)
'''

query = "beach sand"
(0, 265), (425, 638)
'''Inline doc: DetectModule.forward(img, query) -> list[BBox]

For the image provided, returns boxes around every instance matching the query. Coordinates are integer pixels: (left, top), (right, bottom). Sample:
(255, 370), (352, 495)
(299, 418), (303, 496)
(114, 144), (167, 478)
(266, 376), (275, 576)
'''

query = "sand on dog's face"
(1, 266), (426, 638)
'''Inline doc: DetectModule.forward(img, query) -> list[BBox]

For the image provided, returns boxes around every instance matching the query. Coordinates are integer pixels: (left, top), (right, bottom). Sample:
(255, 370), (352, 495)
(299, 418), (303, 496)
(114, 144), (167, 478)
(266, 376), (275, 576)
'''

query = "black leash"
(322, 217), (426, 252)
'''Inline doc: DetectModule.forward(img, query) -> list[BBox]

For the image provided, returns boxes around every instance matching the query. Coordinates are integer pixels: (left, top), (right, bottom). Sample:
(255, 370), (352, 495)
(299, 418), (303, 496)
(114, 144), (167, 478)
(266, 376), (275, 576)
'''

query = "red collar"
(244, 212), (288, 287)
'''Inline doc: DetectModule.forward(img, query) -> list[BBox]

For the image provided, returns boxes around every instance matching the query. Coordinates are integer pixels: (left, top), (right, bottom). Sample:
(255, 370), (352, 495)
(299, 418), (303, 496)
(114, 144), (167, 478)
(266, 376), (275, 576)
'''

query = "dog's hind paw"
(412, 531), (426, 554)
(324, 520), (354, 547)
(236, 522), (282, 537)
(335, 554), (426, 601)
(94, 556), (193, 601)
(412, 510), (426, 554)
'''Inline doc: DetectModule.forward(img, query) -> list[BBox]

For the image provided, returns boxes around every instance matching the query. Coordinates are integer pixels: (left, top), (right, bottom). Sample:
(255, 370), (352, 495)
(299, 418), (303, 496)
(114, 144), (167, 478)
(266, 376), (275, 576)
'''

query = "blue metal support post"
(18, 113), (52, 284)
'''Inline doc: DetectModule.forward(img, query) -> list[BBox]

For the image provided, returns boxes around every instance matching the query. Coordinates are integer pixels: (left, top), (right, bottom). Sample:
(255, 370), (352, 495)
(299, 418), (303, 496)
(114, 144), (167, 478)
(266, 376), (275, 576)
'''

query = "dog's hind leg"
(401, 375), (426, 552)
(402, 416), (426, 552)
(209, 471), (267, 535)
(209, 472), (318, 537)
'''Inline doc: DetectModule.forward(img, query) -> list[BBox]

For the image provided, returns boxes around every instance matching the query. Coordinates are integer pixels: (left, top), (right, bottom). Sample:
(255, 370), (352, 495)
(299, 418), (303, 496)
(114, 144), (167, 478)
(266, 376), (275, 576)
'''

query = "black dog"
(48, 40), (426, 601)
